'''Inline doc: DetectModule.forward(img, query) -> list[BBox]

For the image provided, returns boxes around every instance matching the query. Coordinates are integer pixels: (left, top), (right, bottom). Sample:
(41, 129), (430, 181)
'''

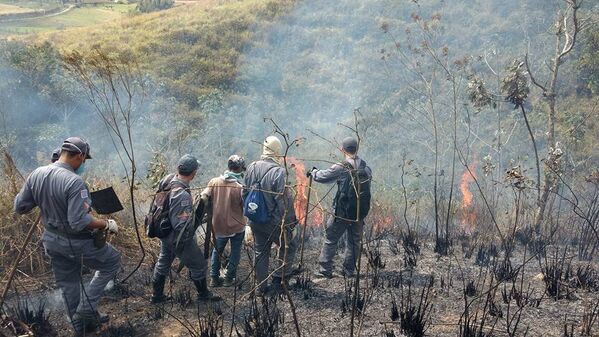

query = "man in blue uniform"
(14, 137), (120, 336)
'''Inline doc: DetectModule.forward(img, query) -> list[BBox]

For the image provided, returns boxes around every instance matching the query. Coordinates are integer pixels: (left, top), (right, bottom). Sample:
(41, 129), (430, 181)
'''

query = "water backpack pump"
(145, 174), (187, 238)
(243, 165), (278, 224)
(334, 160), (371, 222)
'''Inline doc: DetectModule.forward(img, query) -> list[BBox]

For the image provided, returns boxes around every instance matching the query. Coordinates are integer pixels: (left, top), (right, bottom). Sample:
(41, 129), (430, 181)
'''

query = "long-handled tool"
(298, 175), (313, 270)
(0, 214), (41, 310)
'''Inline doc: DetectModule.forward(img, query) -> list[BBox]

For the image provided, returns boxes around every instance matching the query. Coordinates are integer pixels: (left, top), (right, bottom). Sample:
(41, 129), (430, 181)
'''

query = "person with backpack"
(150, 154), (221, 303)
(14, 137), (120, 336)
(201, 155), (246, 288)
(243, 136), (298, 296)
(308, 137), (372, 279)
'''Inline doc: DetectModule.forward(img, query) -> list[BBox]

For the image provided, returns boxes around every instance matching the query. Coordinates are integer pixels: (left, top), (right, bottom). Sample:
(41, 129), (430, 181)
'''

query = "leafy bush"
(136, 0), (173, 13)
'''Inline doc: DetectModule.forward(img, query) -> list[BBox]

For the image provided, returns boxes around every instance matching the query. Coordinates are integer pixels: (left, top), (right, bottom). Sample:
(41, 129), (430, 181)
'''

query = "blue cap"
(177, 154), (200, 175)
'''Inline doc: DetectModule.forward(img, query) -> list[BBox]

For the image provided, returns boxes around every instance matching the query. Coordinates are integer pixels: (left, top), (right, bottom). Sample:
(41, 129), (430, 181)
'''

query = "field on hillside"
(0, 0), (61, 14)
(0, 3), (135, 36)
(0, 3), (35, 14)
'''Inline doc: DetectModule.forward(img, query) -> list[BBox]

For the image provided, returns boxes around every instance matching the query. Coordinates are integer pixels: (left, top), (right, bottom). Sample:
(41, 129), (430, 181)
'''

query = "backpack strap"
(168, 180), (189, 193)
(255, 164), (279, 188)
(340, 161), (354, 171)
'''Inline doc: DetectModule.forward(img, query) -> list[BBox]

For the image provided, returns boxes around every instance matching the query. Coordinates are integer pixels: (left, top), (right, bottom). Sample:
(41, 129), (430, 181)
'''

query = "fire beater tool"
(298, 175), (313, 271)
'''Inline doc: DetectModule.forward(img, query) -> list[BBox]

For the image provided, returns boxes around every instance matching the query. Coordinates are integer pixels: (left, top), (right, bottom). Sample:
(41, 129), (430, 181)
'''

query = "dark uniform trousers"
(43, 232), (121, 322)
(318, 215), (364, 275)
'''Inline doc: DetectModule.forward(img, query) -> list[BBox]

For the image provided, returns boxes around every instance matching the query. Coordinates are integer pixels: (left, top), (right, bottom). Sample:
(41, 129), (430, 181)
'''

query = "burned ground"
(3, 226), (599, 337)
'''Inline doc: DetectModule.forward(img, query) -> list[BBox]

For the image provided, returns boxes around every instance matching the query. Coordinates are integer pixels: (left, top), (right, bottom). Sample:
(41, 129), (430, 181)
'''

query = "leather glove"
(105, 219), (119, 234)
(306, 167), (318, 178)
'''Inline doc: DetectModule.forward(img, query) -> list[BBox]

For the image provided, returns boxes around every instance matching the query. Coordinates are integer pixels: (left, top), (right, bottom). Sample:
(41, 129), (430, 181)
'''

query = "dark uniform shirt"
(158, 175), (196, 243)
(14, 162), (93, 232)
(313, 156), (372, 208)
(313, 157), (371, 183)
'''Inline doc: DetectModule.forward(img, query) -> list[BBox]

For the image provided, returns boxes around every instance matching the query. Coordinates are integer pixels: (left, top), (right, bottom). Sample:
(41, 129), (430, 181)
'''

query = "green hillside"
(1, 0), (597, 180)
(38, 0), (294, 106)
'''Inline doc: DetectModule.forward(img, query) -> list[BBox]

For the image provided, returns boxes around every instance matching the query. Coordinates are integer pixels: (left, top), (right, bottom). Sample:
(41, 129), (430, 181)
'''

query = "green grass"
(0, 0), (60, 11)
(0, 3), (135, 36)
(33, 0), (295, 107)
(0, 3), (35, 14)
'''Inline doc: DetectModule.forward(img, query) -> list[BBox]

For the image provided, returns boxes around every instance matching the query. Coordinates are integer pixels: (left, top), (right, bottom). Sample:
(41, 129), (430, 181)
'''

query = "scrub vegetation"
(1, 0), (599, 336)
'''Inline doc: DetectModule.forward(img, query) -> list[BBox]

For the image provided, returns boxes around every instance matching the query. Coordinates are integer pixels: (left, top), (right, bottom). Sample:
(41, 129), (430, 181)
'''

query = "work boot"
(314, 270), (334, 279)
(72, 312), (103, 336)
(269, 276), (287, 295)
(222, 277), (236, 287)
(151, 274), (168, 303)
(210, 276), (223, 288)
(194, 279), (222, 302)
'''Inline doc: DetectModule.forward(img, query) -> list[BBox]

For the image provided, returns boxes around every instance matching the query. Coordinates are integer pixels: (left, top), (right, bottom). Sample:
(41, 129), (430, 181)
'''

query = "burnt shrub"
(475, 244), (498, 267)
(392, 276), (434, 337)
(465, 280), (477, 297)
(6, 296), (55, 337)
(241, 296), (283, 337)
(541, 248), (575, 300)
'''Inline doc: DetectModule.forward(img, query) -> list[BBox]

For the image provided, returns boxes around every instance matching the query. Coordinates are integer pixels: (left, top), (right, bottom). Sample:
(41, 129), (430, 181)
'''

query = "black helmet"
(228, 155), (246, 171)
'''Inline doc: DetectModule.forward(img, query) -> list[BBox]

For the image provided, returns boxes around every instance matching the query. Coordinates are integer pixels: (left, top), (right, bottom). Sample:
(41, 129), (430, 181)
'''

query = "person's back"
(333, 157), (372, 222)
(244, 158), (290, 232)
(165, 174), (195, 244)
(243, 136), (298, 295)
(16, 162), (93, 234)
(14, 137), (121, 336)
(309, 137), (372, 279)
(206, 175), (244, 236)
(202, 155), (247, 287)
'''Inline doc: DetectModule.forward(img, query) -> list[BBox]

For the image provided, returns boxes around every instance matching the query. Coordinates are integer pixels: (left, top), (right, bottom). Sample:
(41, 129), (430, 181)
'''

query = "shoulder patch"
(80, 190), (89, 199)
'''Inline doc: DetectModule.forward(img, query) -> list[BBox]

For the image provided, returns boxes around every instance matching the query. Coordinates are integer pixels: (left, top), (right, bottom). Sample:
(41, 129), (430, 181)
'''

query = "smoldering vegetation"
(0, 0), (599, 336)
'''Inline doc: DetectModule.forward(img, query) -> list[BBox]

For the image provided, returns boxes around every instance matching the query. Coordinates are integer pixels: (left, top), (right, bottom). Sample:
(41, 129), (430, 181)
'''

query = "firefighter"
(14, 137), (120, 336)
(309, 137), (372, 279)
(151, 154), (221, 303)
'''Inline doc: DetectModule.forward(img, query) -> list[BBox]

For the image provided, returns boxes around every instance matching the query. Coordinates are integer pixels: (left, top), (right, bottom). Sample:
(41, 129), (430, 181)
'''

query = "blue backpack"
(244, 165), (277, 224)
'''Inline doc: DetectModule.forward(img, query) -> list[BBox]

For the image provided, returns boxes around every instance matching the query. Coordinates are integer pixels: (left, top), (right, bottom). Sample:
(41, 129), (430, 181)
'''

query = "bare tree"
(525, 0), (583, 234)
(62, 48), (147, 282)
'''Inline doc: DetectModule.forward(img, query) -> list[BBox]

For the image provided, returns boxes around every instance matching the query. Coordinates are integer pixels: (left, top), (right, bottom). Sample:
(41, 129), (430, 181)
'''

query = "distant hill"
(37, 0), (294, 107)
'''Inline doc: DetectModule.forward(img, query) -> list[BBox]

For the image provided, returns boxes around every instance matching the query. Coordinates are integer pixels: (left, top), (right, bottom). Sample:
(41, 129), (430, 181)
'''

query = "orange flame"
(459, 162), (477, 234)
(312, 208), (324, 227)
(373, 215), (394, 234)
(289, 157), (307, 225)
(288, 157), (324, 228)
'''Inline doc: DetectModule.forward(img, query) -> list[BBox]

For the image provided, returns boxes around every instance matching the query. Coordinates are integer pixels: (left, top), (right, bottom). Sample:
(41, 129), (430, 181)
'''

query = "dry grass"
(0, 153), (157, 291)
(0, 151), (46, 279)
(0, 3), (34, 15)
